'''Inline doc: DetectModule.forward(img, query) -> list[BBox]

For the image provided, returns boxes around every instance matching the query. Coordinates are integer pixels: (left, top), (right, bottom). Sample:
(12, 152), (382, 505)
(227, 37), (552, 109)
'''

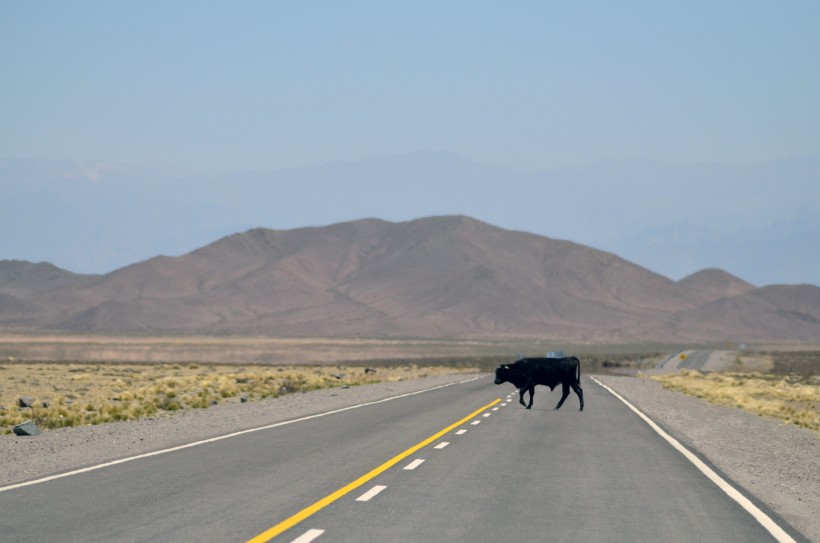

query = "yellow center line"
(246, 398), (502, 543)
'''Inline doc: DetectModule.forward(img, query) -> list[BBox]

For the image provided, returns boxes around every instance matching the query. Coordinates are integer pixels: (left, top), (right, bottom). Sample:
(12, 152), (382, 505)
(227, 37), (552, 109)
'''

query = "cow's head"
(494, 364), (511, 385)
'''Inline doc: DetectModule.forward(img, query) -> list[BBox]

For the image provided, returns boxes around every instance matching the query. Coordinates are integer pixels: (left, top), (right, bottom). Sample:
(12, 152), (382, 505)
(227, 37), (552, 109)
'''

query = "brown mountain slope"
(659, 284), (820, 342)
(316, 216), (697, 338)
(3, 216), (817, 342)
(0, 260), (95, 297)
(22, 216), (696, 338)
(0, 261), (95, 324)
(50, 220), (395, 333)
(678, 268), (756, 304)
(0, 292), (45, 323)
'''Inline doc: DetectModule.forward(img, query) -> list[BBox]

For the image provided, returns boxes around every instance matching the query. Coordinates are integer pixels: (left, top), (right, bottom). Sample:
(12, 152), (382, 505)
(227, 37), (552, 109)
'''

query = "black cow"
(494, 357), (584, 411)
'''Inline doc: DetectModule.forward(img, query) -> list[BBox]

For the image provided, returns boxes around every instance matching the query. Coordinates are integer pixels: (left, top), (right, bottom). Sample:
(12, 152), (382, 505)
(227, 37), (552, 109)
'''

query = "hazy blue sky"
(3, 2), (820, 287)
(3, 1), (819, 172)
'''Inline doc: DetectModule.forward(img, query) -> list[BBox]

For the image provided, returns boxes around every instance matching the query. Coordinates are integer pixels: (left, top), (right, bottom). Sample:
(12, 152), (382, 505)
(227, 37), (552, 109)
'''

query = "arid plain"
(2, 332), (817, 434)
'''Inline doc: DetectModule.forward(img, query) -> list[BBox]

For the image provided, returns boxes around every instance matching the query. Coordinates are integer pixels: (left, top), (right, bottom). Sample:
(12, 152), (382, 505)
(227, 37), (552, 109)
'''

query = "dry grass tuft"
(650, 369), (819, 431)
(0, 362), (476, 434)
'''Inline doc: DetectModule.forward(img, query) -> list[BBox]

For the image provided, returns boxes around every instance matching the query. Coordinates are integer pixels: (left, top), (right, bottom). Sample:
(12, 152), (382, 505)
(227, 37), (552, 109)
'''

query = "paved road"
(0, 376), (792, 542)
(658, 349), (713, 371)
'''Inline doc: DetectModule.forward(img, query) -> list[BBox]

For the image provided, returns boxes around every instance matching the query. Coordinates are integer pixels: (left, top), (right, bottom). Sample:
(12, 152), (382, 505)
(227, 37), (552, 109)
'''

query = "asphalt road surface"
(0, 376), (794, 542)
(658, 349), (713, 371)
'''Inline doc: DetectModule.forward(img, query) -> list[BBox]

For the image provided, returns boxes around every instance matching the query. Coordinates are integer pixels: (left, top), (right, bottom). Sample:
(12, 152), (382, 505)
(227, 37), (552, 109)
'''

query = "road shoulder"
(0, 373), (483, 489)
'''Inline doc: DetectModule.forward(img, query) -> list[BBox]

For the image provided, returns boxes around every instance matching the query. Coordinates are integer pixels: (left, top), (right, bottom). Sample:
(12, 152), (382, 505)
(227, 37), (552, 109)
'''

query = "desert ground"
(2, 334), (817, 435)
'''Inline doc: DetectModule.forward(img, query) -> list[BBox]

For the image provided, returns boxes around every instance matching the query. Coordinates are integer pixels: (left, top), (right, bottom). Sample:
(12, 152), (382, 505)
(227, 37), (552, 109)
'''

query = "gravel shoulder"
(2, 372), (817, 542)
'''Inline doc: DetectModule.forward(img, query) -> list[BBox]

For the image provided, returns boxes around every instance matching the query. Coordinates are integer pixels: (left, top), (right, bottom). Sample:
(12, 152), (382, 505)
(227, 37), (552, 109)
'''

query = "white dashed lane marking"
(404, 459), (425, 470)
(434, 441), (450, 449)
(455, 429), (467, 435)
(290, 529), (324, 543)
(471, 420), (481, 425)
(356, 485), (387, 502)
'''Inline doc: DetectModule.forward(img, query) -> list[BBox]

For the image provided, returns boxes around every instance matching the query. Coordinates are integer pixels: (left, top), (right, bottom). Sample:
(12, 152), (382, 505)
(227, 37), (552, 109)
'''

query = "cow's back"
(525, 357), (579, 386)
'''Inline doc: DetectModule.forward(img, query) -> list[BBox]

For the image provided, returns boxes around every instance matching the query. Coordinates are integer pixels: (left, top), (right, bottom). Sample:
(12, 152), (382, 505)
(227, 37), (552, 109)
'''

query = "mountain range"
(2, 216), (818, 343)
(3, 152), (819, 286)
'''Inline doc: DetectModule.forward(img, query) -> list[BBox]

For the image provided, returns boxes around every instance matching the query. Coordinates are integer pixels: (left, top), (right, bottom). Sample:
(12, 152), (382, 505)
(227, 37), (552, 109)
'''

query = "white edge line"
(1, 377), (482, 493)
(590, 376), (797, 543)
(290, 528), (325, 543)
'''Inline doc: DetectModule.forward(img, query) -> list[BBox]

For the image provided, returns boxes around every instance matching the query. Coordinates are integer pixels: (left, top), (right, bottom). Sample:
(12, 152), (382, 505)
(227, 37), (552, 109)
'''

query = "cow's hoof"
(525, 406), (531, 410)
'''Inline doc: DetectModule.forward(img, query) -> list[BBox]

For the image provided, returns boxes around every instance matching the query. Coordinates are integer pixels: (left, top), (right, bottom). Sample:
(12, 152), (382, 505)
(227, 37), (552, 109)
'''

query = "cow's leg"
(555, 382), (570, 410)
(572, 382), (584, 411)
(526, 385), (535, 409)
(518, 387), (527, 407)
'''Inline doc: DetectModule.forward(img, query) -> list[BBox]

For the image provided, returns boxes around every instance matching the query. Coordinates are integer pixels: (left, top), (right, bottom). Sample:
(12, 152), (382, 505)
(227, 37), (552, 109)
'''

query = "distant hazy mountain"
(2, 216), (818, 342)
(2, 152), (819, 286)
(652, 284), (820, 342)
(677, 268), (756, 305)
